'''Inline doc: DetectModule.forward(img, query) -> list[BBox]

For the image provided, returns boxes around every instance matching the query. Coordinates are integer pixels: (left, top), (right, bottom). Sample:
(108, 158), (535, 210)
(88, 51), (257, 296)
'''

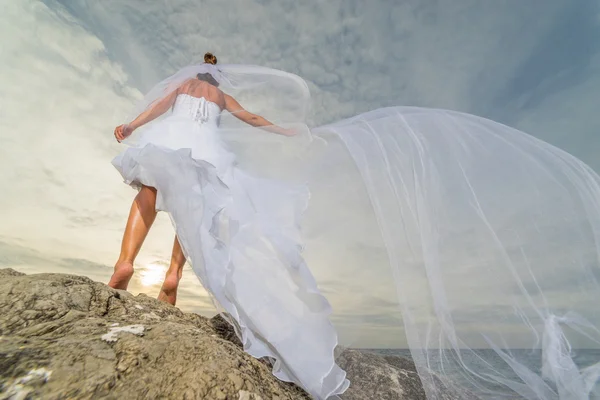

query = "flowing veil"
(125, 63), (600, 399)
(312, 109), (600, 399)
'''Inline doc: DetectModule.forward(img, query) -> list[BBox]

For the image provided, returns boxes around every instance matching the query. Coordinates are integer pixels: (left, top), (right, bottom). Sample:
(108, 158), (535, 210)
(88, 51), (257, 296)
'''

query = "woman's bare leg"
(108, 186), (158, 290)
(158, 236), (186, 305)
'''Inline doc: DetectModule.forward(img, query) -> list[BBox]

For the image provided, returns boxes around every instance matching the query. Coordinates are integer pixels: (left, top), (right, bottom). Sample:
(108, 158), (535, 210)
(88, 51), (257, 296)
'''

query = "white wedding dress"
(111, 63), (600, 399)
(112, 93), (350, 399)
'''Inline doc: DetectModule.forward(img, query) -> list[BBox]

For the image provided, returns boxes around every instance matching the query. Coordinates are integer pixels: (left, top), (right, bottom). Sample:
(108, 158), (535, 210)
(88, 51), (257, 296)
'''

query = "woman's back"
(178, 79), (225, 110)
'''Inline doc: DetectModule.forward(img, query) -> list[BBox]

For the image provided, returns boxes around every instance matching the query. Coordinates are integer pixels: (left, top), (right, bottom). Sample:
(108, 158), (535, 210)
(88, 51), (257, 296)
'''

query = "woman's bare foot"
(158, 236), (186, 306)
(158, 272), (180, 305)
(108, 261), (134, 290)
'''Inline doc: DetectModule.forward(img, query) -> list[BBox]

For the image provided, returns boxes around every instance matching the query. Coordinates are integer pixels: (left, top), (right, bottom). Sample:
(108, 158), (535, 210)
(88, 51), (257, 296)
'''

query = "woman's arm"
(129, 88), (180, 131)
(114, 86), (183, 142)
(224, 94), (295, 136)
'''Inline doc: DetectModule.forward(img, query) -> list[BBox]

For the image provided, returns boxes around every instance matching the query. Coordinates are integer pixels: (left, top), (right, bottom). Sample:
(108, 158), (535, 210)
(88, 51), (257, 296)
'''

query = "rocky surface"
(0, 269), (477, 399)
(336, 349), (479, 400)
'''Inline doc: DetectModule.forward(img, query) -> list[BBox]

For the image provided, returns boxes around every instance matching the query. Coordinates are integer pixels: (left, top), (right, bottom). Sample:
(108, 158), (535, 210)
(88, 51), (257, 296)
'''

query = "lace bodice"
(171, 94), (222, 126)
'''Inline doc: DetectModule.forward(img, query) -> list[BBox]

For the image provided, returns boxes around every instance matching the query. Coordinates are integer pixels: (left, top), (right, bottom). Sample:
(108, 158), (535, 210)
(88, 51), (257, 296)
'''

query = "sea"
(367, 348), (600, 399)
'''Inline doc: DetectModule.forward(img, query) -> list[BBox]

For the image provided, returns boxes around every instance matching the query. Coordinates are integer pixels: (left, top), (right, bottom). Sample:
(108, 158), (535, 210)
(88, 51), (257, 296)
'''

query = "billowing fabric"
(313, 107), (600, 399)
(115, 63), (600, 399)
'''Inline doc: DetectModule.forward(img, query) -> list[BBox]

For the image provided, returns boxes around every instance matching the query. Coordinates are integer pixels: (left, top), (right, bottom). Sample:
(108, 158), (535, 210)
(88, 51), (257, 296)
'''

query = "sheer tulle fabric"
(114, 63), (600, 399)
(311, 108), (600, 399)
(123, 63), (310, 147)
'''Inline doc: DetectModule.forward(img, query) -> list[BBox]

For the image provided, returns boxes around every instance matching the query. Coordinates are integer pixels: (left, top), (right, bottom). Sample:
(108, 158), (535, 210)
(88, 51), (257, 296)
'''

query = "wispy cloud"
(2, 0), (599, 347)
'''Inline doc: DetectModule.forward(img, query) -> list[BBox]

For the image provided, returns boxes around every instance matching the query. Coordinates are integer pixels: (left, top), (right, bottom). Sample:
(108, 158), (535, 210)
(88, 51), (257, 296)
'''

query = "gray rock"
(0, 269), (477, 399)
(0, 269), (309, 400)
(335, 349), (480, 400)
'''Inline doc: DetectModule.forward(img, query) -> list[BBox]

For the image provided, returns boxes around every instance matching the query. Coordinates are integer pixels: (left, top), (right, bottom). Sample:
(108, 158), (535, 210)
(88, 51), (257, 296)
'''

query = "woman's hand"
(114, 124), (134, 143)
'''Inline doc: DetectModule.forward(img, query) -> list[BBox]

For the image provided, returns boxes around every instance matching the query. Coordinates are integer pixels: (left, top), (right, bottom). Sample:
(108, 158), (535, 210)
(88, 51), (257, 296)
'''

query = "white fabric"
(113, 62), (600, 399)
(312, 107), (600, 399)
(113, 94), (349, 399)
(123, 63), (310, 147)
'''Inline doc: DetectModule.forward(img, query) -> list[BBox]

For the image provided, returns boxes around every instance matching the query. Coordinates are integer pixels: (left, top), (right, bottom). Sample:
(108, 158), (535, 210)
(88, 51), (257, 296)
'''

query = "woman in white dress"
(109, 53), (349, 399)
(107, 52), (600, 399)
(108, 53), (293, 304)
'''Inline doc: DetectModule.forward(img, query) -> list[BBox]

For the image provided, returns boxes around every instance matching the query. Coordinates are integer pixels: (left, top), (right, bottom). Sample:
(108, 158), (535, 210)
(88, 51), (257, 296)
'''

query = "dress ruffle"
(113, 124), (349, 398)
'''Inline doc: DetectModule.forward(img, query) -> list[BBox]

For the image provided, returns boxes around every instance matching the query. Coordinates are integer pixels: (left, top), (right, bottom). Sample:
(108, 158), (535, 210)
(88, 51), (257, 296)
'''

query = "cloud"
(1, 0), (135, 258)
(2, 0), (600, 351)
(0, 0), (213, 312)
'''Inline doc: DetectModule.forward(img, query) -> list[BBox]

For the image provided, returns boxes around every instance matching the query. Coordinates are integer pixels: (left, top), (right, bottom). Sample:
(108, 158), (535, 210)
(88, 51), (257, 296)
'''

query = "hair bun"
(204, 52), (217, 65)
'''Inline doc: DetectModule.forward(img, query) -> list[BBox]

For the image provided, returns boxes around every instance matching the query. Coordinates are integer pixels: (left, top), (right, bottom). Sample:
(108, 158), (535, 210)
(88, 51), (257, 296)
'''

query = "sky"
(1, 0), (600, 351)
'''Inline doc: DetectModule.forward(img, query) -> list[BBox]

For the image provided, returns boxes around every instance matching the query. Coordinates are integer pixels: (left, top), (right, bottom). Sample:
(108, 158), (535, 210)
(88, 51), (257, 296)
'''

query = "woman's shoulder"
(177, 79), (198, 94)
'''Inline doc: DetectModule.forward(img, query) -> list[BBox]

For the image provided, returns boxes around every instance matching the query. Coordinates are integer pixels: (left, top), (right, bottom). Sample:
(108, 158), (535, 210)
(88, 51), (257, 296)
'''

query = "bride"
(109, 52), (600, 399)
(109, 53), (350, 399)
(108, 52), (293, 303)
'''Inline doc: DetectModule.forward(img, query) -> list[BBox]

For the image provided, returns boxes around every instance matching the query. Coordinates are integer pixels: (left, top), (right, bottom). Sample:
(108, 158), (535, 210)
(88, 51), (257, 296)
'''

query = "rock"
(0, 269), (310, 400)
(336, 349), (479, 400)
(0, 269), (477, 399)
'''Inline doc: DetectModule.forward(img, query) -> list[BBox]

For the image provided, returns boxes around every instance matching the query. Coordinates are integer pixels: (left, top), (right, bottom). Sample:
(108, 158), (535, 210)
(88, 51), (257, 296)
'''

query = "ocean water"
(369, 348), (600, 399)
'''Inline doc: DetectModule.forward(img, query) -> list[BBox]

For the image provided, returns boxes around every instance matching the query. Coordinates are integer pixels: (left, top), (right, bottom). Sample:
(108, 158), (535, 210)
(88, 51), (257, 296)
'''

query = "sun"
(139, 261), (167, 287)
